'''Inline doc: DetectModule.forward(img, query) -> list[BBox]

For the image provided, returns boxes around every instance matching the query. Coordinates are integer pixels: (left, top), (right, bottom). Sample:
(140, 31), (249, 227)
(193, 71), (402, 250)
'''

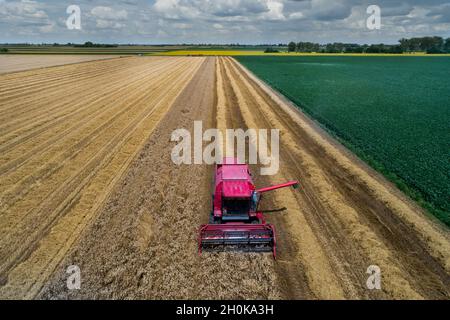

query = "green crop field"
(237, 56), (450, 226)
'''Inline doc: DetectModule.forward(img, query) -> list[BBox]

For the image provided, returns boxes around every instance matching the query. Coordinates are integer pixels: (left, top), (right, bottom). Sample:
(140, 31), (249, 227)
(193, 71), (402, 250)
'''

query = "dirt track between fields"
(0, 56), (448, 299)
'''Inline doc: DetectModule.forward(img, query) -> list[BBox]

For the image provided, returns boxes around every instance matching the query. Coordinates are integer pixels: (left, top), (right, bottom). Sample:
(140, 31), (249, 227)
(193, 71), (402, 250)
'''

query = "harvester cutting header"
(199, 158), (299, 258)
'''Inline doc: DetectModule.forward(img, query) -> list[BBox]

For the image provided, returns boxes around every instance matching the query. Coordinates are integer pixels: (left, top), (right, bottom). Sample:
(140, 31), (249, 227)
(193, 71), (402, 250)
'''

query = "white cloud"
(1, 0), (449, 44)
(289, 11), (305, 20)
(96, 19), (126, 29)
(39, 21), (55, 33)
(153, 0), (200, 20)
(91, 6), (128, 20)
(173, 22), (192, 29)
(309, 0), (351, 21)
(260, 0), (285, 21)
(0, 0), (48, 21)
(153, 0), (283, 20)
(88, 6), (128, 30)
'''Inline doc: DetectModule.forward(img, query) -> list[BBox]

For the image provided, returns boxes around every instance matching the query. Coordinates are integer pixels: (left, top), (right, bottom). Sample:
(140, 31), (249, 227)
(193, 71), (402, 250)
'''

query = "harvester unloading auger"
(198, 157), (299, 259)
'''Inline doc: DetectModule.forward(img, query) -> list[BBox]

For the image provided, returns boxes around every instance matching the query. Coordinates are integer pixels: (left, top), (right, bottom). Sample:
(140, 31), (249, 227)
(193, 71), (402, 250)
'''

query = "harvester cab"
(199, 158), (299, 258)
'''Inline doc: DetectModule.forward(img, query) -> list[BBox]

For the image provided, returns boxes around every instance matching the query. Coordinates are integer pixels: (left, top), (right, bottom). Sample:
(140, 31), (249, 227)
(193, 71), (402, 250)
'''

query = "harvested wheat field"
(0, 56), (448, 300)
(0, 54), (124, 74)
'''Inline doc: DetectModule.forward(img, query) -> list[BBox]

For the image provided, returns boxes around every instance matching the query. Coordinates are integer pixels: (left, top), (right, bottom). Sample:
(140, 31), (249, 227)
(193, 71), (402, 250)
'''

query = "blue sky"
(1, 0), (449, 44)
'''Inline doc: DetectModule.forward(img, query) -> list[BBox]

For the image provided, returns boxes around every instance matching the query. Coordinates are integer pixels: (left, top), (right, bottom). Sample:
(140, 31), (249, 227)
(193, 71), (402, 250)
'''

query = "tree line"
(286, 36), (450, 54)
(72, 41), (118, 48)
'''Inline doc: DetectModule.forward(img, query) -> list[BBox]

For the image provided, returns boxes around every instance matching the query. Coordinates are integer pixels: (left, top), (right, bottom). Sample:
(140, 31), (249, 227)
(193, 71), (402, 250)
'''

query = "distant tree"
(399, 38), (410, 52)
(313, 43), (320, 52)
(334, 42), (345, 53)
(325, 43), (340, 53)
(365, 45), (378, 53)
(445, 38), (450, 53)
(366, 44), (385, 53)
(434, 36), (444, 50)
(407, 38), (421, 52)
(73, 41), (117, 48)
(427, 47), (443, 54)
(0, 48), (8, 53)
(296, 42), (320, 53)
(389, 45), (403, 54)
(264, 47), (279, 53)
(288, 41), (296, 52)
(427, 37), (437, 50)
(420, 36), (443, 51)
(272, 36), (446, 55)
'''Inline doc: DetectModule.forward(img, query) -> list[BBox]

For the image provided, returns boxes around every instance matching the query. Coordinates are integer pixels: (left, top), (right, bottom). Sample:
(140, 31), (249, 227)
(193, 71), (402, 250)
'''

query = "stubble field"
(0, 56), (448, 299)
(0, 54), (126, 74)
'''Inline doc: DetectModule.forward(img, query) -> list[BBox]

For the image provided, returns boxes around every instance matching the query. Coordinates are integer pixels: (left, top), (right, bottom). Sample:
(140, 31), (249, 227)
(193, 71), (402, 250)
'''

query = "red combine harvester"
(198, 157), (298, 258)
